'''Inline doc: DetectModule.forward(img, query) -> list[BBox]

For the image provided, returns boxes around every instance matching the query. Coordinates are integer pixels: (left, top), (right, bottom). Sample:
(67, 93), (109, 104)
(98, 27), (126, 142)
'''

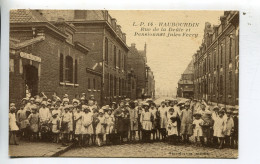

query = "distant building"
(146, 65), (155, 99)
(9, 10), (102, 105)
(193, 11), (239, 107)
(128, 43), (147, 99)
(177, 61), (194, 99)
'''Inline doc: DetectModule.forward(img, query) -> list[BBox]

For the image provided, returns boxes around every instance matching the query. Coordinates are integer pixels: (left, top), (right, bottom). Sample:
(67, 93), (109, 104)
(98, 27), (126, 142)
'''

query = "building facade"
(128, 43), (147, 99)
(177, 60), (194, 99)
(145, 65), (155, 99)
(193, 11), (239, 107)
(9, 10), (102, 106)
(40, 10), (129, 105)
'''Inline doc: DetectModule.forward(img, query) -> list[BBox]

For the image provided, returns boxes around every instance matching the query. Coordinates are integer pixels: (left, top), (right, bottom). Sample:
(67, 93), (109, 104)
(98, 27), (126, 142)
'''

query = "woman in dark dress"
(114, 101), (130, 143)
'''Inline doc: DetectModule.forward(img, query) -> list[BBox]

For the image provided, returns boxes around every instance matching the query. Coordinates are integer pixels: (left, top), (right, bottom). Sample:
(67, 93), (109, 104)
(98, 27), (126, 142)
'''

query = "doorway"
(23, 65), (38, 97)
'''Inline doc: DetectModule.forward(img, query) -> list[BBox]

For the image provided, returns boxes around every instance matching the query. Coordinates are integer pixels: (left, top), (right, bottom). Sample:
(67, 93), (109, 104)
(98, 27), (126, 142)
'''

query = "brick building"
(177, 60), (194, 99)
(128, 43), (147, 99)
(126, 69), (137, 100)
(145, 65), (155, 99)
(193, 11), (239, 107)
(9, 10), (102, 106)
(40, 10), (129, 105)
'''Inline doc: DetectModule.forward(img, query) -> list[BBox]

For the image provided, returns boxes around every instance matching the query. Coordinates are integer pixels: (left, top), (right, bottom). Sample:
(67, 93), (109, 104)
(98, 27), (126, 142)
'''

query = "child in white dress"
(9, 106), (19, 145)
(141, 103), (153, 142)
(213, 110), (226, 149)
(74, 107), (83, 146)
(50, 113), (60, 143)
(192, 113), (204, 146)
(105, 108), (114, 144)
(96, 110), (106, 146)
(167, 108), (178, 144)
(81, 107), (93, 146)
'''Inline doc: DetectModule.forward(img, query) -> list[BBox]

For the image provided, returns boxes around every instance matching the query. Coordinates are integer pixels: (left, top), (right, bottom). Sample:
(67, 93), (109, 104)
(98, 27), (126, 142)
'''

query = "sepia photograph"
(8, 9), (239, 158)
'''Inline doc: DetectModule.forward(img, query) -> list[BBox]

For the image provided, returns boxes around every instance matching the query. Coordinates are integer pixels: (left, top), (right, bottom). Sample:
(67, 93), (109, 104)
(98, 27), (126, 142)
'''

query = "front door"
(23, 65), (38, 97)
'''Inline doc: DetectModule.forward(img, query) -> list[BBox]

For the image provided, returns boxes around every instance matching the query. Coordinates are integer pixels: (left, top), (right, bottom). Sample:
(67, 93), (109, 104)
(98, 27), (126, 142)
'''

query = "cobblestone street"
(60, 142), (238, 158)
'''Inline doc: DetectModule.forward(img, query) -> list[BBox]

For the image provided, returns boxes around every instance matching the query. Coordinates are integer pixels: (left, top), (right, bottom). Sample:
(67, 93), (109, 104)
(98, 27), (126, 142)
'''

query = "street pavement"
(60, 142), (238, 158)
(9, 140), (73, 157)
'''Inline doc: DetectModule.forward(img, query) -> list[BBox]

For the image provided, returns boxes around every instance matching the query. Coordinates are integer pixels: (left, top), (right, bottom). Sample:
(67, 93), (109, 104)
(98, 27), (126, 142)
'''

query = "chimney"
(111, 18), (117, 30)
(213, 25), (218, 36)
(220, 16), (227, 25)
(131, 43), (136, 48)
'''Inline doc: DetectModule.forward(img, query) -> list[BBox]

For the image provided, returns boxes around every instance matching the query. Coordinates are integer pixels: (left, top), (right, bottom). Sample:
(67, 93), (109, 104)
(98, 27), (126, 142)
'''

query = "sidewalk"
(9, 139), (74, 157)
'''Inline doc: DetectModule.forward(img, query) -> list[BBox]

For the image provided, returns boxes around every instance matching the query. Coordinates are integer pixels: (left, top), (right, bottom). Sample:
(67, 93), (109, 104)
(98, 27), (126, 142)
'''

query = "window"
(75, 59), (78, 84)
(118, 50), (121, 69)
(88, 78), (91, 89)
(74, 10), (86, 19)
(10, 59), (14, 72)
(208, 56), (210, 72)
(214, 52), (216, 69)
(105, 37), (108, 64)
(213, 77), (216, 92)
(114, 46), (117, 68)
(119, 78), (121, 96)
(60, 53), (64, 82)
(114, 77), (117, 96)
(124, 53), (126, 71)
(229, 72), (232, 94)
(220, 75), (223, 95)
(65, 56), (73, 83)
(220, 45), (223, 66)
(229, 38), (232, 63)
(93, 78), (96, 90)
(110, 75), (113, 97)
(132, 79), (135, 89)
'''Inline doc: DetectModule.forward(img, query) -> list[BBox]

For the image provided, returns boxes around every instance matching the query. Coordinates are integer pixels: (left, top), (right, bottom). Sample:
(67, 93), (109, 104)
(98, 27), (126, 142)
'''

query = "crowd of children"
(9, 92), (238, 149)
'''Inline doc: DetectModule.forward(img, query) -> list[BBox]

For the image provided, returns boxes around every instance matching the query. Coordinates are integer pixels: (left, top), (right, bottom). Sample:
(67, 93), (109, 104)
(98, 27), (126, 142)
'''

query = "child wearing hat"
(74, 106), (83, 146)
(149, 103), (159, 141)
(96, 109), (106, 146)
(141, 103), (153, 143)
(50, 113), (60, 143)
(9, 105), (19, 145)
(224, 109), (234, 148)
(81, 107), (93, 146)
(180, 102), (193, 144)
(167, 108), (178, 144)
(105, 108), (115, 144)
(17, 101), (30, 140)
(68, 105), (74, 141)
(192, 113), (204, 146)
(200, 111), (214, 147)
(213, 110), (226, 149)
(60, 106), (71, 146)
(128, 101), (139, 142)
(158, 101), (168, 141)
(28, 105), (40, 141)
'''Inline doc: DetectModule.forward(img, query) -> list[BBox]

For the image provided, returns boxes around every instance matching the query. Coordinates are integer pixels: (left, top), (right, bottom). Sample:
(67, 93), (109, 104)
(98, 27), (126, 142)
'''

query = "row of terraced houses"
(177, 11), (239, 107)
(9, 10), (155, 106)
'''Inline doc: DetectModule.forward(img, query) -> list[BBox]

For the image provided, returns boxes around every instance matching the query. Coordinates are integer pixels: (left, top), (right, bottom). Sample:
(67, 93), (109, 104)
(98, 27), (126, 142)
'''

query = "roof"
(10, 10), (49, 23)
(10, 36), (45, 50)
(183, 60), (194, 74)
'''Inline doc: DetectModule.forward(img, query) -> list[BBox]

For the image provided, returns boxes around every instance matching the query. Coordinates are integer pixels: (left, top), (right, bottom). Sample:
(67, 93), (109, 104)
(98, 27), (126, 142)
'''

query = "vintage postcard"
(9, 10), (239, 158)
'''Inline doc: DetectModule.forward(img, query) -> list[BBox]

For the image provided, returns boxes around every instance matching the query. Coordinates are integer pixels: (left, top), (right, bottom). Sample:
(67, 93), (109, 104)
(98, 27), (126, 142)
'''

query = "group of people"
(9, 92), (238, 149)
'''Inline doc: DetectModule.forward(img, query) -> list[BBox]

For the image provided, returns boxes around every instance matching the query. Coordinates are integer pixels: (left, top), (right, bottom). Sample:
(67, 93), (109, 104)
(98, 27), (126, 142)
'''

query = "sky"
(109, 10), (223, 96)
